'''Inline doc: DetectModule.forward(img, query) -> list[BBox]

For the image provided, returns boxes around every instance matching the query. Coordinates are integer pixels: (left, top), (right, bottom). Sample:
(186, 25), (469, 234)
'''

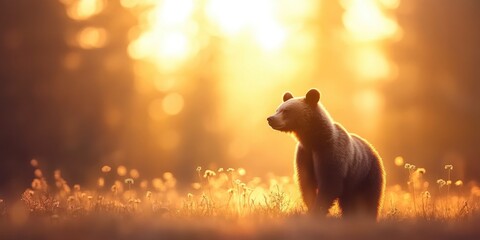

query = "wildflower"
(146, 191), (152, 199)
(417, 168), (426, 174)
(409, 164), (416, 170)
(111, 185), (117, 192)
(404, 163), (411, 169)
(187, 193), (193, 199)
(218, 168), (224, 173)
(455, 180), (463, 186)
(227, 188), (234, 194)
(101, 165), (111, 173)
(422, 191), (431, 199)
(67, 196), (75, 202)
(203, 170), (216, 178)
(31, 179), (41, 190)
(444, 165), (453, 170)
(227, 168), (235, 173)
(125, 178), (134, 185)
(196, 166), (202, 172)
(87, 196), (93, 200)
(446, 180), (452, 186)
(235, 179), (241, 185)
(73, 184), (81, 191)
(437, 179), (446, 187)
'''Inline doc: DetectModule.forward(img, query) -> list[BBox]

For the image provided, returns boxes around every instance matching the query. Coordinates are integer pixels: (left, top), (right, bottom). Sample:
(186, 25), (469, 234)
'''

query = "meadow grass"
(1, 160), (480, 239)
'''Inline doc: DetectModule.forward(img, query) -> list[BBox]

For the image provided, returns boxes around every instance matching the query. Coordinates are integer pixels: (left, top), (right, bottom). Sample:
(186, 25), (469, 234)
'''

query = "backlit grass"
(1, 159), (480, 239)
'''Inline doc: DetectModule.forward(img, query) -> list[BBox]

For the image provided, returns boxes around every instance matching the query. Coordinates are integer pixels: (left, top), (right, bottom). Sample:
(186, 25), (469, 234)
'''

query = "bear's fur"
(267, 89), (385, 219)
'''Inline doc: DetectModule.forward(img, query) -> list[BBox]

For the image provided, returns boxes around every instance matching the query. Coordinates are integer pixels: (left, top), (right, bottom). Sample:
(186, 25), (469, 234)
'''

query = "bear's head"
(267, 89), (320, 132)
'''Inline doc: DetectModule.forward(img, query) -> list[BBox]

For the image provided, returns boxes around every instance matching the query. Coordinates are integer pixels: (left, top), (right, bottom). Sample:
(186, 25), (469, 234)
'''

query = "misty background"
(0, 0), (479, 198)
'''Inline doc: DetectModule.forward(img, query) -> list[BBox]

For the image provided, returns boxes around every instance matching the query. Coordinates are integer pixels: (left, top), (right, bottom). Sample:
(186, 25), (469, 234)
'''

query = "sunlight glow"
(120, 0), (159, 9)
(119, 0), (399, 170)
(62, 0), (105, 21)
(254, 23), (287, 52)
(355, 47), (391, 80)
(342, 0), (399, 41)
(76, 27), (107, 49)
(205, 0), (251, 35)
(353, 89), (384, 115)
(206, 0), (288, 51)
(379, 0), (401, 9)
(127, 0), (196, 70)
(156, 32), (190, 61)
(162, 93), (184, 116)
(156, 0), (195, 27)
(126, 0), (312, 68)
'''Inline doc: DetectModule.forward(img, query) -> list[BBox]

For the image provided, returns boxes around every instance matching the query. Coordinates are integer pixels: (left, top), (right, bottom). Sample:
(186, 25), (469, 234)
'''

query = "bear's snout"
(267, 116), (274, 123)
(267, 115), (284, 130)
(267, 115), (277, 128)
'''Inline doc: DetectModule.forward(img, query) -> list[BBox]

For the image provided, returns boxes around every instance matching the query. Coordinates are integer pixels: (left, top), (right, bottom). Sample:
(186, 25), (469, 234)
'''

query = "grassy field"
(1, 160), (480, 239)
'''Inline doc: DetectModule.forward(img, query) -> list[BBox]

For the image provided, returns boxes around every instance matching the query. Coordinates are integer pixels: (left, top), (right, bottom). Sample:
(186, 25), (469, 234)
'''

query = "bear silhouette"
(267, 89), (385, 219)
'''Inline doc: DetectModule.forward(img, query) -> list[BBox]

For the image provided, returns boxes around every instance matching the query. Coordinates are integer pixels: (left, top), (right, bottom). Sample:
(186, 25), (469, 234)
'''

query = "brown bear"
(267, 89), (385, 219)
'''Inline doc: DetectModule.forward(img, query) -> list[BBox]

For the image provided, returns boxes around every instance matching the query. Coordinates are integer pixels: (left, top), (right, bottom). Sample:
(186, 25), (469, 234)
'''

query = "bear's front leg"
(295, 144), (317, 212)
(312, 193), (337, 216)
(312, 152), (344, 216)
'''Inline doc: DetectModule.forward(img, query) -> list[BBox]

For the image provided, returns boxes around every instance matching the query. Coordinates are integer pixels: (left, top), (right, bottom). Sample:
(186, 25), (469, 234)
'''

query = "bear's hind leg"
(364, 159), (385, 220)
(338, 194), (359, 218)
(358, 170), (384, 220)
(362, 185), (382, 220)
(339, 192), (378, 220)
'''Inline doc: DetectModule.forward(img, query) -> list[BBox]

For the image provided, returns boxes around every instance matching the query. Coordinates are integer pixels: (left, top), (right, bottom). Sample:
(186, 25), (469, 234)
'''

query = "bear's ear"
(283, 92), (294, 102)
(305, 89), (320, 105)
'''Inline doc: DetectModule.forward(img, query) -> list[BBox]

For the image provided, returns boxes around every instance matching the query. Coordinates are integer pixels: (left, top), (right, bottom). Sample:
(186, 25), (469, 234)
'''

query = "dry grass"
(1, 160), (480, 239)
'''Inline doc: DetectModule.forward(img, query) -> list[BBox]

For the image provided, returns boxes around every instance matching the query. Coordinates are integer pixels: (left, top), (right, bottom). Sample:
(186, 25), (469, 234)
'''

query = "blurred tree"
(384, 0), (480, 182)
(0, 0), (69, 196)
(0, 0), (136, 196)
